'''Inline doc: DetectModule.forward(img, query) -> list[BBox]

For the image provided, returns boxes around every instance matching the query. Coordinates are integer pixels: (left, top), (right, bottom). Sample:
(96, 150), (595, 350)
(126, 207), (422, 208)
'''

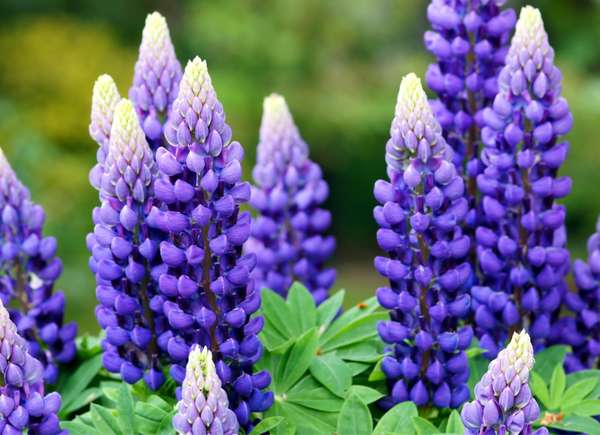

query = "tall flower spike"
(247, 94), (336, 303)
(0, 149), (77, 384)
(561, 216), (600, 372)
(152, 57), (272, 431)
(462, 331), (548, 435)
(0, 300), (63, 434)
(473, 6), (573, 358)
(373, 74), (473, 410)
(89, 74), (121, 191)
(425, 0), (515, 234)
(172, 346), (239, 435)
(130, 11), (182, 149)
(89, 99), (167, 389)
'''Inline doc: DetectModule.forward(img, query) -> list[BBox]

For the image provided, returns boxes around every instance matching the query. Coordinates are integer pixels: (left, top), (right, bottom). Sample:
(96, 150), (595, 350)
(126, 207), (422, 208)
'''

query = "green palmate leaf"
(134, 398), (170, 434)
(335, 339), (383, 362)
(60, 387), (102, 417)
(320, 296), (379, 343)
(346, 361), (371, 376)
(261, 319), (294, 353)
(446, 410), (464, 434)
(155, 410), (176, 435)
(566, 370), (600, 400)
(250, 416), (285, 434)
(287, 283), (317, 333)
(320, 312), (387, 352)
(369, 357), (386, 382)
(277, 328), (320, 392)
(264, 403), (297, 435)
(412, 416), (439, 434)
(468, 353), (488, 399)
(117, 383), (136, 435)
(100, 381), (123, 403)
(547, 415), (600, 433)
(261, 289), (295, 337)
(549, 363), (566, 410)
(373, 401), (418, 435)
(336, 394), (373, 435)
(277, 401), (337, 434)
(564, 399), (600, 417)
(310, 354), (352, 397)
(346, 385), (384, 404)
(531, 371), (551, 409)
(59, 353), (103, 418)
(316, 290), (345, 329)
(562, 377), (599, 407)
(534, 345), (570, 380)
(286, 376), (344, 412)
(61, 418), (100, 435)
(90, 404), (121, 435)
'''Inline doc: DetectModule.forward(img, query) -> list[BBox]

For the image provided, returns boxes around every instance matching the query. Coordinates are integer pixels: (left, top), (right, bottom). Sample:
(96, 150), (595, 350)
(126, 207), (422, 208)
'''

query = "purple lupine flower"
(473, 6), (573, 358)
(89, 98), (167, 389)
(89, 74), (121, 191)
(246, 94), (336, 303)
(151, 57), (272, 431)
(129, 12), (182, 150)
(172, 345), (239, 435)
(561, 216), (600, 372)
(0, 150), (77, 385)
(462, 331), (548, 435)
(374, 73), (472, 409)
(425, 0), (515, 219)
(0, 299), (63, 434)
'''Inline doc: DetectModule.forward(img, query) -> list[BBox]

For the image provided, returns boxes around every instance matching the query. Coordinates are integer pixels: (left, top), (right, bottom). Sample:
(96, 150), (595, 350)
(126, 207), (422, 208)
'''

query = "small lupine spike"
(152, 57), (273, 431)
(0, 148), (77, 385)
(89, 74), (121, 191)
(89, 99), (166, 389)
(130, 11), (182, 148)
(0, 300), (63, 434)
(374, 74), (473, 410)
(462, 331), (548, 435)
(172, 346), (239, 435)
(474, 6), (573, 358)
(247, 94), (336, 303)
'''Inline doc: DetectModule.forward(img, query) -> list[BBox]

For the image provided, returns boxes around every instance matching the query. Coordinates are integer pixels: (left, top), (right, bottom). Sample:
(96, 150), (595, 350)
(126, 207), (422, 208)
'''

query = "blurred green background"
(0, 0), (599, 333)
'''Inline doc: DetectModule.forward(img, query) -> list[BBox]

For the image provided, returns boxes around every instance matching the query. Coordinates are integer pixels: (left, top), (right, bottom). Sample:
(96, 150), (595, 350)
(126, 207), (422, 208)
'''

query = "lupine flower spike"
(173, 345), (239, 435)
(151, 57), (272, 431)
(247, 94), (336, 303)
(89, 74), (121, 191)
(462, 331), (548, 435)
(374, 73), (473, 409)
(473, 6), (573, 357)
(130, 11), (182, 150)
(562, 216), (600, 372)
(0, 299), (63, 434)
(425, 0), (515, 233)
(0, 149), (77, 384)
(89, 99), (167, 389)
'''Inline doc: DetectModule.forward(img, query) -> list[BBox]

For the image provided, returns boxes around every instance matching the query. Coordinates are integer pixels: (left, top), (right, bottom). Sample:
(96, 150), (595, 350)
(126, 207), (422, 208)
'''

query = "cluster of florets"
(374, 73), (473, 409)
(247, 94), (336, 303)
(0, 150), (76, 384)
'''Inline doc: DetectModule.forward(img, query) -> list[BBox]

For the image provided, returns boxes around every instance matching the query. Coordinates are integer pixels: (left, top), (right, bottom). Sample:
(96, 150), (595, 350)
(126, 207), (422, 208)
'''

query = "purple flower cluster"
(0, 150), (77, 384)
(462, 331), (547, 435)
(561, 217), (600, 372)
(247, 95), (336, 303)
(374, 74), (473, 409)
(129, 12), (182, 150)
(173, 345), (239, 435)
(473, 6), (573, 357)
(150, 57), (272, 431)
(0, 300), (63, 434)
(88, 99), (167, 389)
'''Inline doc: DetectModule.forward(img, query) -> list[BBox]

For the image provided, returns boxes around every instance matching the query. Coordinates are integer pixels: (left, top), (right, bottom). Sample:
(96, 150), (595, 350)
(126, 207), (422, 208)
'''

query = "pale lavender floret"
(374, 74), (473, 410)
(474, 6), (573, 358)
(461, 331), (548, 435)
(0, 149), (77, 385)
(0, 300), (64, 434)
(129, 12), (182, 149)
(151, 57), (272, 431)
(88, 99), (167, 389)
(172, 345), (239, 435)
(247, 94), (336, 303)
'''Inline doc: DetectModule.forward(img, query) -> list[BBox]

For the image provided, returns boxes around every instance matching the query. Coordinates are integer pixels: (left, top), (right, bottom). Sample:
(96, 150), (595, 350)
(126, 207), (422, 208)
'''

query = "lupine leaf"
(250, 416), (285, 434)
(346, 361), (371, 376)
(534, 345), (570, 380)
(320, 312), (387, 351)
(346, 385), (385, 404)
(562, 378), (599, 407)
(278, 401), (337, 433)
(547, 415), (600, 433)
(566, 370), (600, 400)
(100, 382), (123, 403)
(135, 401), (168, 422)
(261, 319), (294, 354)
(531, 371), (551, 409)
(372, 401), (418, 434)
(277, 328), (320, 392)
(155, 410), (176, 435)
(310, 353), (352, 397)
(316, 290), (345, 329)
(446, 410), (464, 434)
(264, 402), (297, 435)
(90, 404), (121, 435)
(412, 416), (439, 434)
(261, 288), (295, 337)
(60, 387), (102, 417)
(286, 376), (344, 412)
(564, 399), (600, 417)
(468, 353), (488, 399)
(320, 297), (379, 343)
(59, 353), (103, 417)
(287, 282), (317, 333)
(61, 418), (100, 435)
(336, 393), (373, 435)
(369, 357), (386, 382)
(549, 363), (567, 410)
(117, 383), (136, 435)
(335, 339), (383, 362)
